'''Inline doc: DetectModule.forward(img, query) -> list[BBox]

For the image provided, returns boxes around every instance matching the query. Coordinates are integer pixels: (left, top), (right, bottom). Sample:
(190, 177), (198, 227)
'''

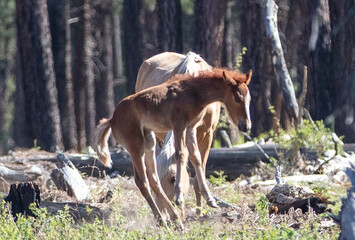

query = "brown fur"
(136, 52), (218, 217)
(168, 68), (251, 85)
(94, 65), (252, 228)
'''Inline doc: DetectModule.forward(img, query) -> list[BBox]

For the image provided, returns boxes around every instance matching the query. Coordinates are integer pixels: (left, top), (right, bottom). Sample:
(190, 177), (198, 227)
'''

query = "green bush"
(271, 120), (333, 155)
(0, 197), (340, 240)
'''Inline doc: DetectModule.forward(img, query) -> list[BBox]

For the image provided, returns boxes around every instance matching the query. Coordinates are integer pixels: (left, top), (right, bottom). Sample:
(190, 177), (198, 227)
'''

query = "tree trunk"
(221, 0), (233, 69)
(13, 49), (29, 148)
(48, 0), (78, 150)
(112, 14), (125, 103)
(92, 1), (115, 122)
(122, 0), (143, 95)
(84, 2), (96, 148)
(0, 41), (9, 154)
(328, 0), (354, 142)
(299, 0), (332, 121)
(15, 0), (63, 151)
(0, 0), (15, 154)
(141, 3), (158, 58)
(71, 0), (95, 150)
(240, 0), (274, 137)
(193, 0), (228, 67)
(156, 0), (183, 53)
(284, 0), (302, 79)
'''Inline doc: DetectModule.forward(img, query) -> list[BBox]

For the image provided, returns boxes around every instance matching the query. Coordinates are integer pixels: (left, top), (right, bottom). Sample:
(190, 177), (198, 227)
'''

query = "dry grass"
(0, 149), (345, 239)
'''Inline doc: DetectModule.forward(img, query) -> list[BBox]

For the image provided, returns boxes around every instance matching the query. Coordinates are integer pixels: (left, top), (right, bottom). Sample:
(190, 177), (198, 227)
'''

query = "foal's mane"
(168, 68), (248, 84)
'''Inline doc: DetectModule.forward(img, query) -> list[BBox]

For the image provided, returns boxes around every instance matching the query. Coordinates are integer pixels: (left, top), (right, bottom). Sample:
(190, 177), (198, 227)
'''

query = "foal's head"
(222, 70), (252, 132)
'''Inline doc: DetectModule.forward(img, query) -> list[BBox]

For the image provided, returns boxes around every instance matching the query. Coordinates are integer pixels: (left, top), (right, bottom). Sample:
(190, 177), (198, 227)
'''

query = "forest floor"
(0, 148), (354, 239)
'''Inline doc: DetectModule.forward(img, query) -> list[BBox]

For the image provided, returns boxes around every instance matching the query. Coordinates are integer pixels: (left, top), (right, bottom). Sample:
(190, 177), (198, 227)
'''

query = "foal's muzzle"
(239, 119), (252, 133)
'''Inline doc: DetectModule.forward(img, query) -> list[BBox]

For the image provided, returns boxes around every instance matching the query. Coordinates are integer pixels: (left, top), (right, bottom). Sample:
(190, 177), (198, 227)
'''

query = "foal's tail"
(94, 118), (113, 168)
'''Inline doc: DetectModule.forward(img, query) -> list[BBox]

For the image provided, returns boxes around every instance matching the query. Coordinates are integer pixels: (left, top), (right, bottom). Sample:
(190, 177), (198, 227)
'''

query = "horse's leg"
(193, 127), (214, 214)
(143, 130), (183, 227)
(129, 148), (167, 225)
(173, 127), (189, 208)
(194, 105), (220, 214)
(186, 127), (218, 208)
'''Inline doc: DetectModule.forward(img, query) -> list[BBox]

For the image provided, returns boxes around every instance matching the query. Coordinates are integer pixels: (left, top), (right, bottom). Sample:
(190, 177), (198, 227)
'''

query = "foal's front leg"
(173, 127), (189, 208)
(186, 127), (218, 208)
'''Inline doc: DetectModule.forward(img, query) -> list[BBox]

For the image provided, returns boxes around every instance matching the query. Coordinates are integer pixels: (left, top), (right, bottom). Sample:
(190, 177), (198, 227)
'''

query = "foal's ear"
(223, 71), (236, 86)
(245, 69), (252, 85)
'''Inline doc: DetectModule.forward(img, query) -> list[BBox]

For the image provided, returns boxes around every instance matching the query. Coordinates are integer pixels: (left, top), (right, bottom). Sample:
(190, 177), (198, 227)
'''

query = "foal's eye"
(235, 92), (244, 103)
(170, 176), (176, 183)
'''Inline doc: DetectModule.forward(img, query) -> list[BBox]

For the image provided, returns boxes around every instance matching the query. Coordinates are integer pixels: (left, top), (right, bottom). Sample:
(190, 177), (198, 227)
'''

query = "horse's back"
(135, 52), (212, 92)
(135, 52), (186, 92)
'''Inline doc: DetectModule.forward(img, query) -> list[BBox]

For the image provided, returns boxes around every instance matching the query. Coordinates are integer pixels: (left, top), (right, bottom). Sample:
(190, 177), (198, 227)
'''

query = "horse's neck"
(191, 77), (228, 104)
(175, 52), (212, 76)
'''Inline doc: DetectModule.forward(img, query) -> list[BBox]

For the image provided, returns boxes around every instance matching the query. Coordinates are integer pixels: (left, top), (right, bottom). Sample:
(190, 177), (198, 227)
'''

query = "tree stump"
(4, 182), (40, 219)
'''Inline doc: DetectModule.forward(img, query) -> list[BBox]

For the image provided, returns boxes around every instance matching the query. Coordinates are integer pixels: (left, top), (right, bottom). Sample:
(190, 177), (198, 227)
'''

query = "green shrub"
(272, 120), (333, 155)
(209, 171), (227, 187)
(255, 194), (270, 225)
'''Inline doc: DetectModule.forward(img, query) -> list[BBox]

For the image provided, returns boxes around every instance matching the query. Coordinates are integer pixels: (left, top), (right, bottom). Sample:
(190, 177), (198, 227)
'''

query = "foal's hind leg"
(129, 147), (167, 225)
(143, 130), (183, 227)
(186, 127), (217, 208)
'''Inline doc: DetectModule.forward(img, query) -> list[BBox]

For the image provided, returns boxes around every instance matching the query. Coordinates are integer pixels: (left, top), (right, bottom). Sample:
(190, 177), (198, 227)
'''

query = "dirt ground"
(0, 148), (351, 236)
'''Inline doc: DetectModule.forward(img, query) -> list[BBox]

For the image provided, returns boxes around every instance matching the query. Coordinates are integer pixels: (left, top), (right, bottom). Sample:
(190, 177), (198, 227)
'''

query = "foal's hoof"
(177, 221), (184, 232)
(207, 198), (219, 208)
(158, 218), (167, 227)
(165, 219), (184, 232)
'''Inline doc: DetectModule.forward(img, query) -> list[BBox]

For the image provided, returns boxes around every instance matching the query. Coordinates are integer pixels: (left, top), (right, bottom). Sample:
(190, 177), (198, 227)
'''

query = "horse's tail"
(94, 118), (113, 168)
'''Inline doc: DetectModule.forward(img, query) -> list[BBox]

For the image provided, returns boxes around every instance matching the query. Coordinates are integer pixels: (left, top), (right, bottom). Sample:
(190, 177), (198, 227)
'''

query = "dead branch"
(50, 153), (92, 201)
(264, 0), (299, 120)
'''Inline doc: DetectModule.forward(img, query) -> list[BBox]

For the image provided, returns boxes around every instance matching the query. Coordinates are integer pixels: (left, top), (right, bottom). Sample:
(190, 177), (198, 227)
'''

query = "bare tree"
(92, 0), (115, 121)
(240, 0), (274, 136)
(329, 0), (354, 142)
(15, 0), (63, 151)
(156, 0), (183, 53)
(193, 0), (228, 67)
(48, 0), (78, 150)
(71, 0), (96, 150)
(13, 50), (28, 148)
(112, 13), (125, 103)
(264, 0), (299, 121)
(221, 0), (234, 69)
(122, 0), (143, 95)
(0, 0), (14, 154)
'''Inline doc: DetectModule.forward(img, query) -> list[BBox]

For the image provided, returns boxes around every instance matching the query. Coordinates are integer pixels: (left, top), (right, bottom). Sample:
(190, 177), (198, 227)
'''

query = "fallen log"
(50, 153), (92, 201)
(25, 144), (355, 180)
(205, 144), (317, 180)
(67, 151), (133, 178)
(40, 201), (110, 223)
(0, 165), (41, 182)
(67, 144), (317, 180)
(271, 197), (328, 214)
(252, 174), (330, 187)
